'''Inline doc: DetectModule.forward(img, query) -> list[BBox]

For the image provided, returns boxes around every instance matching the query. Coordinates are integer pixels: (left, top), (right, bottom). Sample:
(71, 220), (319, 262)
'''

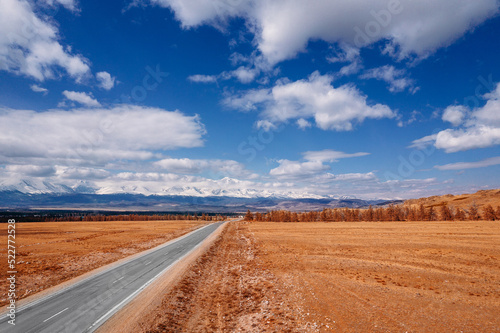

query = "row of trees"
(43, 213), (228, 222)
(244, 204), (500, 222)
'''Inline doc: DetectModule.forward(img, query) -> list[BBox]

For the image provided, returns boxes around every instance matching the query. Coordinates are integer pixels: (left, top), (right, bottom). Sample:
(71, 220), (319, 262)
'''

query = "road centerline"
(43, 307), (68, 322)
(112, 277), (124, 284)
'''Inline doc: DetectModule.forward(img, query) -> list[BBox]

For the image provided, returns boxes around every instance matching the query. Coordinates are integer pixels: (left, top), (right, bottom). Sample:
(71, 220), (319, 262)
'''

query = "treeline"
(42, 213), (227, 222)
(244, 203), (500, 222)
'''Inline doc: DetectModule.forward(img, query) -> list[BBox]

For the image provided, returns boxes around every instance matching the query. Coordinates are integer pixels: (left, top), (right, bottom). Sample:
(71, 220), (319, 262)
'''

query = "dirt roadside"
(97, 221), (229, 333)
(129, 221), (314, 333)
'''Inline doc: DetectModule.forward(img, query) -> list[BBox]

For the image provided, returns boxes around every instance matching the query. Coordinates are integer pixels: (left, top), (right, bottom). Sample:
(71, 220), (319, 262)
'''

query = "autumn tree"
(440, 205), (453, 221)
(363, 205), (374, 221)
(418, 204), (426, 221)
(482, 204), (496, 221)
(428, 206), (437, 221)
(468, 204), (480, 220)
(454, 208), (466, 221)
(244, 210), (254, 221)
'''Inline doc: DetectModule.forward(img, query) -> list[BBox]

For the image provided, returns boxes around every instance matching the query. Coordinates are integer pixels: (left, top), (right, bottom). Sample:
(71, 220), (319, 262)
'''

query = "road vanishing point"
(0, 222), (224, 333)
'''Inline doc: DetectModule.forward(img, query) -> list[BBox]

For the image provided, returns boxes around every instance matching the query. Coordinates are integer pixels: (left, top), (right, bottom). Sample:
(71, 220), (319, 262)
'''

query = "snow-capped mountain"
(0, 178), (74, 194)
(0, 178), (331, 199)
(0, 179), (401, 211)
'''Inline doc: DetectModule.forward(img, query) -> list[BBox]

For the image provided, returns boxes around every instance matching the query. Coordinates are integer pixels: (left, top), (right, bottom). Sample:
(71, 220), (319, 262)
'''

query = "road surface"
(0, 222), (224, 333)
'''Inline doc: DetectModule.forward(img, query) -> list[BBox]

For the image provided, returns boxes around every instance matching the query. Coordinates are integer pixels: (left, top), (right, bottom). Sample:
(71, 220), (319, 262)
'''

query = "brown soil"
(0, 220), (207, 306)
(140, 221), (500, 332)
(405, 189), (500, 210)
(139, 221), (313, 332)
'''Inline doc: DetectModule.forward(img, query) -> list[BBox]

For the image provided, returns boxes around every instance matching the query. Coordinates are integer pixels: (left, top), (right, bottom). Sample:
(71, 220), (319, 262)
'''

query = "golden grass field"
(143, 221), (500, 332)
(0, 220), (207, 306)
(1, 216), (499, 332)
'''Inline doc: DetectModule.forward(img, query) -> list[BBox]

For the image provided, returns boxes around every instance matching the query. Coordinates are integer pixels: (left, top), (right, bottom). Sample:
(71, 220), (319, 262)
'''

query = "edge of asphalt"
(0, 221), (219, 317)
(95, 220), (230, 333)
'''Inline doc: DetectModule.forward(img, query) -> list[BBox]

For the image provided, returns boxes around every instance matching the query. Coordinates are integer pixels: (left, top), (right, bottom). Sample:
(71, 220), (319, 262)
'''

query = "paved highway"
(0, 222), (224, 333)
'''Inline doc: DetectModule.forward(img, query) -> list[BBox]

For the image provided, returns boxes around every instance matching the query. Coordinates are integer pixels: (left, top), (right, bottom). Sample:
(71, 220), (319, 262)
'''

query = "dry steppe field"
(2, 219), (499, 332)
(0, 220), (207, 306)
(142, 221), (500, 332)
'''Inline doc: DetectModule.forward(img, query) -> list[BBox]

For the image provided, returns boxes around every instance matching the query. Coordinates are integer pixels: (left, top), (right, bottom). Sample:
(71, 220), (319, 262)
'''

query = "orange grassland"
(140, 220), (500, 332)
(0, 220), (208, 307)
(248, 221), (500, 332)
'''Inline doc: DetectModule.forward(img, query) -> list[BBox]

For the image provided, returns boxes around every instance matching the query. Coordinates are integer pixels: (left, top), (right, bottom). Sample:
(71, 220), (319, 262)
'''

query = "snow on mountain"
(0, 178), (75, 194)
(0, 178), (339, 199)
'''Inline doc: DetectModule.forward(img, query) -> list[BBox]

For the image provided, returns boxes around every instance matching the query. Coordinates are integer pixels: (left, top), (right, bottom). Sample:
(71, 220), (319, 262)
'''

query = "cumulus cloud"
(0, 105), (206, 167)
(96, 71), (116, 90)
(435, 156), (500, 171)
(442, 105), (468, 126)
(360, 65), (418, 93)
(224, 71), (395, 131)
(147, 0), (499, 65)
(412, 83), (500, 152)
(0, 0), (90, 81)
(269, 149), (370, 179)
(30, 84), (48, 94)
(62, 91), (101, 107)
(270, 160), (329, 178)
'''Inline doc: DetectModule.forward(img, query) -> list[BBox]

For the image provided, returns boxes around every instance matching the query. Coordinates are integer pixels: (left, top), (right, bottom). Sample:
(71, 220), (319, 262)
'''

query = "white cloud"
(189, 66), (259, 84)
(154, 158), (256, 178)
(435, 126), (500, 152)
(314, 172), (377, 183)
(0, 105), (206, 167)
(147, 0), (499, 65)
(62, 91), (101, 107)
(435, 156), (500, 170)
(270, 159), (330, 178)
(408, 133), (437, 149)
(96, 71), (116, 90)
(360, 65), (418, 93)
(269, 149), (370, 179)
(224, 71), (395, 131)
(55, 166), (110, 179)
(5, 164), (56, 177)
(413, 83), (500, 152)
(296, 118), (311, 130)
(442, 105), (468, 126)
(30, 84), (48, 94)
(188, 74), (218, 83)
(230, 66), (259, 84)
(303, 150), (370, 163)
(42, 0), (78, 12)
(0, 0), (90, 81)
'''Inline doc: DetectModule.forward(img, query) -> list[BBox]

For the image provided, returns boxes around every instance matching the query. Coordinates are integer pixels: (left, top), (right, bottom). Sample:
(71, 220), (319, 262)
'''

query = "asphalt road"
(0, 222), (224, 333)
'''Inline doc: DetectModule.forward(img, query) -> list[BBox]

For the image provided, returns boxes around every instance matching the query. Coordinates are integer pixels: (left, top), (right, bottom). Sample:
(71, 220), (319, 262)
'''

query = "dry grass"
(141, 221), (500, 332)
(0, 220), (207, 306)
(405, 189), (500, 210)
(249, 221), (500, 332)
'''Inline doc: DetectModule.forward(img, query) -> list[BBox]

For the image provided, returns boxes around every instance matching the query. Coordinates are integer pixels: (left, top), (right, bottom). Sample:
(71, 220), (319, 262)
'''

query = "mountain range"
(0, 179), (400, 212)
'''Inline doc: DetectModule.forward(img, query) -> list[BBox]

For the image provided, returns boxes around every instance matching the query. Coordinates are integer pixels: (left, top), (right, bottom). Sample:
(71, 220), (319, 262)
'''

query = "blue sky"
(0, 0), (500, 199)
